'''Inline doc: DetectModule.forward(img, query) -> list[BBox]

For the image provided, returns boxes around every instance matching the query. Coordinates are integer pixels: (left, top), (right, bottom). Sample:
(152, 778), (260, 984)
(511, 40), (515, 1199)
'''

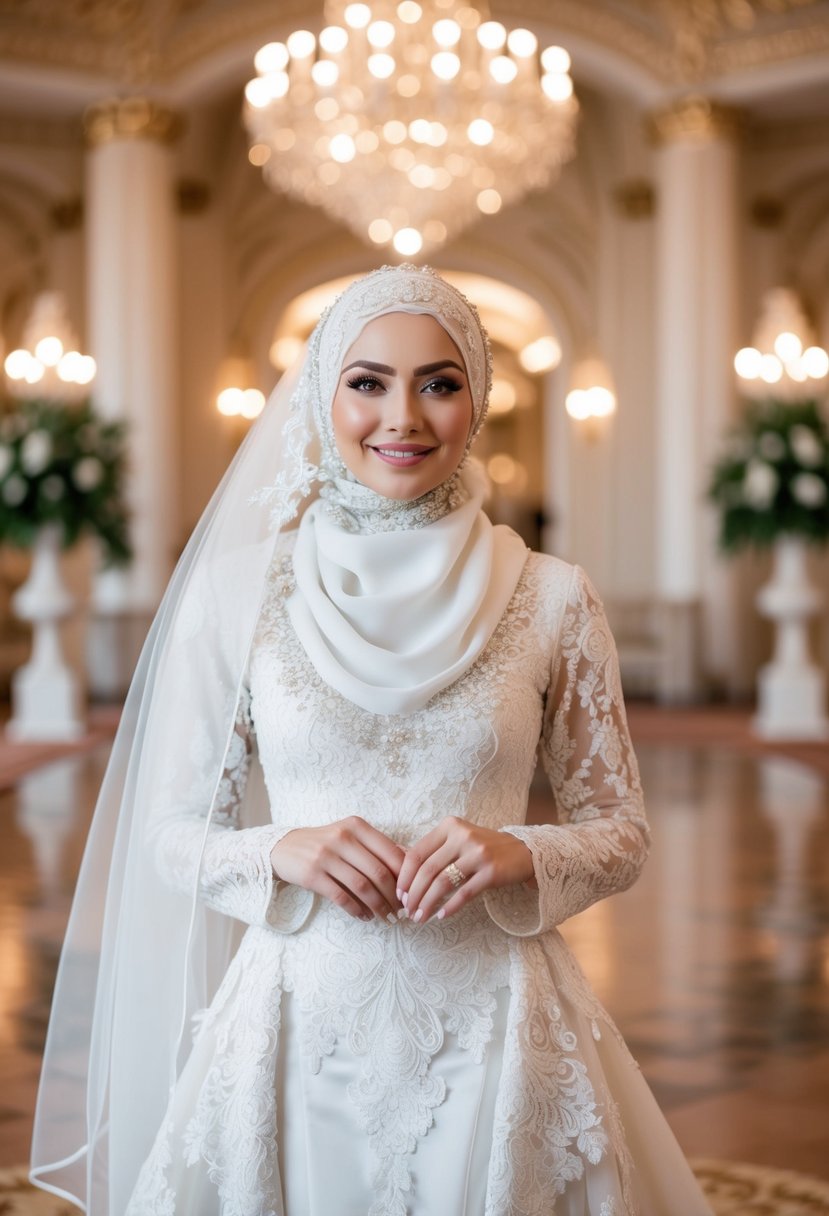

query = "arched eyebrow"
(341, 359), (466, 377)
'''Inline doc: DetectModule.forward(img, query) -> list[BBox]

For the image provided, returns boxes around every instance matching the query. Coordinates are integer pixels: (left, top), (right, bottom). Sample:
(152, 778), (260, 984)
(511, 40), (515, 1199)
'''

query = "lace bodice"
(141, 543), (650, 1216)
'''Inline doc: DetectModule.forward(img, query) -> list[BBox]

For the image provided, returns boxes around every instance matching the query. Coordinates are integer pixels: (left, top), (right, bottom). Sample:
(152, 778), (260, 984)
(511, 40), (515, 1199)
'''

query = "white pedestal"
(752, 536), (829, 741)
(6, 525), (85, 742)
(754, 664), (829, 740)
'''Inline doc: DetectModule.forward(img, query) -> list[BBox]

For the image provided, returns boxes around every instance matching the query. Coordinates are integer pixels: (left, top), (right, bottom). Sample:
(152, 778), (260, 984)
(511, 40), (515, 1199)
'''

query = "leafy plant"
(708, 398), (829, 552)
(0, 397), (132, 566)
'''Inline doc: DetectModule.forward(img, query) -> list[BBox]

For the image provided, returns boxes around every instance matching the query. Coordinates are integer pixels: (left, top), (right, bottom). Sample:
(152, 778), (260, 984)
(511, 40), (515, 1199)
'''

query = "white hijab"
(287, 270), (528, 715)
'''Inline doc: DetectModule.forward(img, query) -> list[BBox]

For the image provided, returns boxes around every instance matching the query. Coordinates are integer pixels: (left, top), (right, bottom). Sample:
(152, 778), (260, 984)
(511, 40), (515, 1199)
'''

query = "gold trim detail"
(749, 196), (785, 229)
(648, 96), (743, 145)
(612, 179), (656, 220)
(176, 179), (211, 215)
(83, 97), (182, 147)
(50, 197), (84, 230)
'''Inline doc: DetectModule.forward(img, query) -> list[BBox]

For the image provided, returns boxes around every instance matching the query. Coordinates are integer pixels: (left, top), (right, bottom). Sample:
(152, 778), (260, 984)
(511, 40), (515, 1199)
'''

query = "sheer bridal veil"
(30, 264), (505, 1211)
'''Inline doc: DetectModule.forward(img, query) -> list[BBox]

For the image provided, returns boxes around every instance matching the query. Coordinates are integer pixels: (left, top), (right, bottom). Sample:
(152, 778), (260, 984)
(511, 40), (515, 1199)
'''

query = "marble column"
(83, 98), (181, 696)
(650, 97), (741, 702)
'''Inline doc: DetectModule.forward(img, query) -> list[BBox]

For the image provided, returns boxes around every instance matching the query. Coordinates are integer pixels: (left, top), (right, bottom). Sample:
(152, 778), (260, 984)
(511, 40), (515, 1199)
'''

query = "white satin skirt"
(275, 985), (510, 1216)
(127, 979), (712, 1215)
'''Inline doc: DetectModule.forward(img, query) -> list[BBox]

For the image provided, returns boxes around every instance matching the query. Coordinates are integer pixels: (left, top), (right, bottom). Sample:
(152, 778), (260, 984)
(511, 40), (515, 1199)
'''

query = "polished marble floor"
(1, 715), (828, 1177)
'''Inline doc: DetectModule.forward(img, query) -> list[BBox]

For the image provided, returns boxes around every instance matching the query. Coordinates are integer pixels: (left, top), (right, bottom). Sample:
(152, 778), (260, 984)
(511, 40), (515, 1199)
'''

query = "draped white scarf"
(288, 463), (528, 716)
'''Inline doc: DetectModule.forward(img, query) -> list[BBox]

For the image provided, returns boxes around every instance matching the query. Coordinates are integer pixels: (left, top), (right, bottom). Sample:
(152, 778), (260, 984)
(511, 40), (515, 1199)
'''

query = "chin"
(370, 474), (439, 502)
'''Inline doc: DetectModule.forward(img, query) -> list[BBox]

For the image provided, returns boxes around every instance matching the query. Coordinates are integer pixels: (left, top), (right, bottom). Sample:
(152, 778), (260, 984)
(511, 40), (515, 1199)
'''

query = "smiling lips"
(367, 443), (437, 467)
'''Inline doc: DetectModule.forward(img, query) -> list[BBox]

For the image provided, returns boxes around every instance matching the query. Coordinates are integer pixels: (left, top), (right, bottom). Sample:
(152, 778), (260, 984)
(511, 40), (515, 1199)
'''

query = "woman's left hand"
(397, 816), (536, 924)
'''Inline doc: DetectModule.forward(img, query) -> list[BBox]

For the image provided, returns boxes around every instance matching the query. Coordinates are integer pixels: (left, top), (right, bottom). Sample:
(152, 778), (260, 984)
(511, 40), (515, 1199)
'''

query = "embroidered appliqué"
(133, 549), (651, 1216)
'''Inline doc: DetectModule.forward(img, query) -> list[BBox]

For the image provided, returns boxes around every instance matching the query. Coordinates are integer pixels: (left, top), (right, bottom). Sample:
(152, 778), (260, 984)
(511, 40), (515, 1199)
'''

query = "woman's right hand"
(270, 816), (405, 920)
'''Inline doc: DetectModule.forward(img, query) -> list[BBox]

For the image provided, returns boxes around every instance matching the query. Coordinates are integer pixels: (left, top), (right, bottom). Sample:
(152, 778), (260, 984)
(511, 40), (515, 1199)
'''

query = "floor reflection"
(1, 735), (828, 1175)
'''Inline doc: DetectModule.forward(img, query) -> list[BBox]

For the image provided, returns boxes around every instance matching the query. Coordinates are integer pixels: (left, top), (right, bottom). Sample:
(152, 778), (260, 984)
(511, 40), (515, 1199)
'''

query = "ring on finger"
(443, 861), (467, 890)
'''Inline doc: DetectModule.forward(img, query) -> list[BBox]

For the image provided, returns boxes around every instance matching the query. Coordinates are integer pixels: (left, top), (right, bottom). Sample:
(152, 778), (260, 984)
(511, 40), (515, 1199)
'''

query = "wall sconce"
(518, 335), (562, 374)
(215, 354), (265, 420)
(735, 287), (828, 402)
(4, 292), (96, 402)
(565, 355), (616, 440)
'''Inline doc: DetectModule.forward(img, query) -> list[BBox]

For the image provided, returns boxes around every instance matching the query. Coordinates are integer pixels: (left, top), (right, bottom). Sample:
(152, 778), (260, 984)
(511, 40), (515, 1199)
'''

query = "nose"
(384, 384), (424, 433)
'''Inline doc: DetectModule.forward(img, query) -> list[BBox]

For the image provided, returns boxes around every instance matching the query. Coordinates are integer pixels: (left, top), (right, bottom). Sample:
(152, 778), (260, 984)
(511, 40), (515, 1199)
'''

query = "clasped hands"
(270, 815), (536, 924)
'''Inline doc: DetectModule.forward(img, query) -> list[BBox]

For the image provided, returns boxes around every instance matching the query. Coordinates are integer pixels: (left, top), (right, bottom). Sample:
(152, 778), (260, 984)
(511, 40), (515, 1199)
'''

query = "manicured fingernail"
(413, 908), (423, 922)
(396, 907), (407, 919)
(396, 887), (402, 901)
(437, 908), (446, 919)
(402, 891), (409, 907)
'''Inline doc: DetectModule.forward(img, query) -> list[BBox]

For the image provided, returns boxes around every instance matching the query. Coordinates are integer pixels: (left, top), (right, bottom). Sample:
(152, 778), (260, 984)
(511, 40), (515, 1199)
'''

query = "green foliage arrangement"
(708, 398), (829, 553)
(0, 397), (132, 566)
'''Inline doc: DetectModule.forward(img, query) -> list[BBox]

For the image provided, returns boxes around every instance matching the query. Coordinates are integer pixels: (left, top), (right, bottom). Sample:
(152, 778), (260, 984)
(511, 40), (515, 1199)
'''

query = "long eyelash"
(424, 376), (462, 393)
(346, 374), (383, 390)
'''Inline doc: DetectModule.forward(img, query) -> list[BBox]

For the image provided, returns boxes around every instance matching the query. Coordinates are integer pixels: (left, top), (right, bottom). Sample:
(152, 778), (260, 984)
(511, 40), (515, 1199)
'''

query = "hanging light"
(735, 288), (828, 402)
(243, 0), (578, 255)
(4, 292), (96, 402)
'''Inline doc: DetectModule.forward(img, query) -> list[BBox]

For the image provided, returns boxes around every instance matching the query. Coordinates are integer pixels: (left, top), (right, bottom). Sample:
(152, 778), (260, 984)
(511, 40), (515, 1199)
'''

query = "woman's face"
(331, 311), (474, 501)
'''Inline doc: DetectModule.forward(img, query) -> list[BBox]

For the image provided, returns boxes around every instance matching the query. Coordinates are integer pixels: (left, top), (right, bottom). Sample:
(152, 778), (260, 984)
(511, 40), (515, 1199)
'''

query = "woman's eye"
(422, 376), (463, 395)
(346, 374), (384, 392)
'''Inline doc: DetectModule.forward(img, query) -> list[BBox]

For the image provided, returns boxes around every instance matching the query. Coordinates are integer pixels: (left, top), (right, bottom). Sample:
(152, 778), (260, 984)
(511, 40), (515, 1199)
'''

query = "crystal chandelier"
(243, 0), (578, 256)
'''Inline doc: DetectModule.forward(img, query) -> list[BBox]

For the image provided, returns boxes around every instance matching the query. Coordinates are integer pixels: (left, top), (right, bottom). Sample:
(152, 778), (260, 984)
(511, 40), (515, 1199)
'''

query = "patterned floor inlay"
(691, 1160), (829, 1215)
(5, 1161), (829, 1214)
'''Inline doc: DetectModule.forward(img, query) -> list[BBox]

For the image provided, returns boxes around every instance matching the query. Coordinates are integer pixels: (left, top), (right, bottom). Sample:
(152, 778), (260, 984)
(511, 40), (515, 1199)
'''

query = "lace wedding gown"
(126, 541), (712, 1216)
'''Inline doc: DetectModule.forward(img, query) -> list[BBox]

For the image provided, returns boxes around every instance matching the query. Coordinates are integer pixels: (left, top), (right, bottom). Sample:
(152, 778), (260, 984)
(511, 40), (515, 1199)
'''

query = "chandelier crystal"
(244, 0), (578, 255)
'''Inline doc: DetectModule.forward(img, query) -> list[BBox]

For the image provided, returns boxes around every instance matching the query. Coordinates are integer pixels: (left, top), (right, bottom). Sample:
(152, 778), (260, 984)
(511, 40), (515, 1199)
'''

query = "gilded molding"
(612, 179), (656, 220)
(0, 112), (82, 148)
(1, 1), (828, 106)
(176, 178), (211, 214)
(50, 197), (84, 230)
(748, 196), (785, 229)
(83, 97), (183, 147)
(648, 96), (743, 145)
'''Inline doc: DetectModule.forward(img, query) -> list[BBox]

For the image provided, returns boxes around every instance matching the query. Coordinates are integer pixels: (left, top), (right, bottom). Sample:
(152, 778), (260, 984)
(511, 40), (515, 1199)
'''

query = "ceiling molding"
(0, 0), (827, 113)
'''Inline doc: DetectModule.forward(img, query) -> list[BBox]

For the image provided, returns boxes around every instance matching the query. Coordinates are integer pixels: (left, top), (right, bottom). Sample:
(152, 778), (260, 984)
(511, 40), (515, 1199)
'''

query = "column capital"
(50, 197), (84, 231)
(648, 96), (743, 146)
(83, 97), (183, 148)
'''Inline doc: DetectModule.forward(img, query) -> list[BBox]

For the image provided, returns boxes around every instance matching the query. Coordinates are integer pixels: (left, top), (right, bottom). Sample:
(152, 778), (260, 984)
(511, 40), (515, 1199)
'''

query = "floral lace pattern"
(132, 545), (653, 1216)
(318, 468), (468, 533)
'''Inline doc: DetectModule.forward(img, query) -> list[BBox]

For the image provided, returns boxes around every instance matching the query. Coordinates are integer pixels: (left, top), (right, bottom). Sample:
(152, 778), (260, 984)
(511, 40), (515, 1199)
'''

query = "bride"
(31, 264), (713, 1215)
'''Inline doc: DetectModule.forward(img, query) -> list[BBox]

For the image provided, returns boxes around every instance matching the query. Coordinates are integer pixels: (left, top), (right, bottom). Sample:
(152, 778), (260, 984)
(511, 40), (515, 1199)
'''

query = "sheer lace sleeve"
(148, 683), (314, 933)
(484, 563), (649, 937)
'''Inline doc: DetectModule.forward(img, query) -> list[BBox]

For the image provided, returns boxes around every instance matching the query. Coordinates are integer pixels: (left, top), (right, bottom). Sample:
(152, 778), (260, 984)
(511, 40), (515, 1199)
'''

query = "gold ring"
(444, 862), (466, 889)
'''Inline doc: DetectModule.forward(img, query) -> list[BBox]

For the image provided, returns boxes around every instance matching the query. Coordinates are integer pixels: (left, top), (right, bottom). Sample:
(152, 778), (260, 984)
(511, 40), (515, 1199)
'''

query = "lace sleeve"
(484, 563), (650, 937)
(148, 683), (313, 933)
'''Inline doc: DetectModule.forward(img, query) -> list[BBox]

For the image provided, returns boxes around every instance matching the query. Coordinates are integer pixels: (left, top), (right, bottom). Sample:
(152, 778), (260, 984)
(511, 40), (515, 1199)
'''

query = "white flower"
(41, 474), (65, 501)
(789, 424), (824, 468)
(2, 474), (27, 506)
(72, 455), (104, 492)
(791, 472), (827, 508)
(742, 459), (779, 510)
(20, 429), (53, 476)
(0, 445), (12, 479)
(757, 431), (786, 462)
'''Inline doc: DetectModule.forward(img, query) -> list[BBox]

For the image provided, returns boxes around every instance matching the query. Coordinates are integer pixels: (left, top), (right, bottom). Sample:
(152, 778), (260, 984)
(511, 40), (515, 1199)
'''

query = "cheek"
(436, 397), (474, 449)
(331, 391), (375, 447)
